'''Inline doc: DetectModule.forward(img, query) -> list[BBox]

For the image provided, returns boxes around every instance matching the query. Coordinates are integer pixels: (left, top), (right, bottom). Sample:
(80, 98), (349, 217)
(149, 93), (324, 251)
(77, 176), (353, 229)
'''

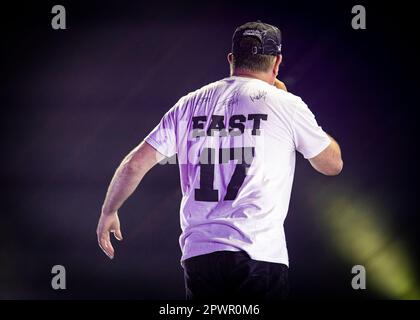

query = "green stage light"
(310, 183), (420, 299)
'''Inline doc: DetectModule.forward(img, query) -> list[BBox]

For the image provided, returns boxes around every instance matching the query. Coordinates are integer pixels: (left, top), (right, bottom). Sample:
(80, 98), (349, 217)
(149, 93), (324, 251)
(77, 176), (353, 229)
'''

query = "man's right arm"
(308, 134), (343, 176)
(288, 95), (343, 176)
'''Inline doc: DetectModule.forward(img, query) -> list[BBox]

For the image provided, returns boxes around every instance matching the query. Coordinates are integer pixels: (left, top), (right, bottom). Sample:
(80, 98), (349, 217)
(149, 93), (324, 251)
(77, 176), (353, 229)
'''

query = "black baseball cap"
(232, 21), (282, 56)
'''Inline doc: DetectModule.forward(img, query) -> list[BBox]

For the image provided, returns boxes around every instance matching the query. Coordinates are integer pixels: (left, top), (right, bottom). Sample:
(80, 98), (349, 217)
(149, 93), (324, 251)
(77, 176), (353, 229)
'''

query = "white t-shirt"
(145, 76), (331, 267)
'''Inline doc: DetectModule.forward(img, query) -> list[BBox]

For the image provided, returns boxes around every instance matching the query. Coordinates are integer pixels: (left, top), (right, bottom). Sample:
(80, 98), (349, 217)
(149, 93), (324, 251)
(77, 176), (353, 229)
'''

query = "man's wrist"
(101, 206), (117, 216)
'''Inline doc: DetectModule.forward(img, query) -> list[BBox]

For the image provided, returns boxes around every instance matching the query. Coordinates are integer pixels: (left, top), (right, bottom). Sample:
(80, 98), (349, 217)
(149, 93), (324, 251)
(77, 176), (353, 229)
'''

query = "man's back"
(145, 75), (331, 266)
(97, 20), (342, 300)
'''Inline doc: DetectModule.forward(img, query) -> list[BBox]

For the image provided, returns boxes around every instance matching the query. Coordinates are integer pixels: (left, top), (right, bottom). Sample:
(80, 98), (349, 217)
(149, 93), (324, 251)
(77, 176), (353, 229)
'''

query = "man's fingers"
(98, 232), (115, 259)
(274, 79), (287, 91)
(96, 212), (121, 259)
(112, 229), (123, 241)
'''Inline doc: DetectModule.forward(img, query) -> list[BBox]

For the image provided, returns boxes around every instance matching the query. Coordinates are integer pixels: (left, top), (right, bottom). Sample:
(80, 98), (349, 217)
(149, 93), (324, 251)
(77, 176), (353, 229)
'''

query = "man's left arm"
(96, 141), (164, 259)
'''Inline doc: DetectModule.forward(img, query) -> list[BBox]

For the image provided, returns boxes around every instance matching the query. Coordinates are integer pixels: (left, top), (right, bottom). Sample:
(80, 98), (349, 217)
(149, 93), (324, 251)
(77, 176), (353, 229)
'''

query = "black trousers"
(183, 250), (289, 301)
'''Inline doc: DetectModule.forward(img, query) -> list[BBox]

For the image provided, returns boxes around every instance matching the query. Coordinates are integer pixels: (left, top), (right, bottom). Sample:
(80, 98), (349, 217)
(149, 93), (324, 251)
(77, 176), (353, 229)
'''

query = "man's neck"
(231, 69), (273, 85)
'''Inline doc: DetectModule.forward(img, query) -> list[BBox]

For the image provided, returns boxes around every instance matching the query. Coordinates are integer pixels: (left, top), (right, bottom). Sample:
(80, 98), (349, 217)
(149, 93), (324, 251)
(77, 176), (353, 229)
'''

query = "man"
(96, 21), (343, 300)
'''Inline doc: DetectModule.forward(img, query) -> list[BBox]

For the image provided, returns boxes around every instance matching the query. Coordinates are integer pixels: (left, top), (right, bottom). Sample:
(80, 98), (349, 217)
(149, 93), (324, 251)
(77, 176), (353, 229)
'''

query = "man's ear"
(273, 54), (282, 75)
(227, 53), (234, 64)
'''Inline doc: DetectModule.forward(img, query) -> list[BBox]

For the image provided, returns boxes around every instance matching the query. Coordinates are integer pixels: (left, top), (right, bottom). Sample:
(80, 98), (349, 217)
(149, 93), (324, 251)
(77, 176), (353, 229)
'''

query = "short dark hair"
(231, 36), (276, 72)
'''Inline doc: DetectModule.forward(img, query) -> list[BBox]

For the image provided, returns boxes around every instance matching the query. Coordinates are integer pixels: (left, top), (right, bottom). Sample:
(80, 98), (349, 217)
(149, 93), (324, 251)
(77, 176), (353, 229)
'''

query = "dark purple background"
(1, 0), (418, 299)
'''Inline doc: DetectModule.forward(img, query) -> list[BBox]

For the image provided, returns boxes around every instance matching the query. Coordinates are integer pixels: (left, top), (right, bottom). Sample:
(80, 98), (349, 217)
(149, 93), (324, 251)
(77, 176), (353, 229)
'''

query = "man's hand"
(274, 78), (287, 91)
(96, 211), (123, 259)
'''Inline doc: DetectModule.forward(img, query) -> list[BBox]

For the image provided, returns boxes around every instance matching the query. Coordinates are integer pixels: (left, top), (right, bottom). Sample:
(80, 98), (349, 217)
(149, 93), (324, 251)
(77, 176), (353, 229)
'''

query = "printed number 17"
(195, 147), (255, 202)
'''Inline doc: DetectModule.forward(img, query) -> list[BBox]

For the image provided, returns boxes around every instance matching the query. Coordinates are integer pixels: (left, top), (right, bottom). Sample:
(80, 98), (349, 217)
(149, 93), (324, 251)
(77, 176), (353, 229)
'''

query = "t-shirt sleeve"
(292, 98), (331, 159)
(144, 106), (177, 158)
